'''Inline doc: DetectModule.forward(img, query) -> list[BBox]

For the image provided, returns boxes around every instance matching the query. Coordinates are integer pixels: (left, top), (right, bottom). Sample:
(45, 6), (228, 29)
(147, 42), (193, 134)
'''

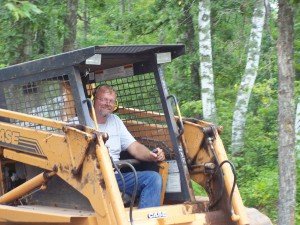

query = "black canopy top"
(0, 44), (185, 81)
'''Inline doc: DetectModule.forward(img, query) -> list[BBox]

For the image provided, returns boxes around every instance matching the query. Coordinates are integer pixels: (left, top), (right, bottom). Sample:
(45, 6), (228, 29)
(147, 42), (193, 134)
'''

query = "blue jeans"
(115, 171), (162, 208)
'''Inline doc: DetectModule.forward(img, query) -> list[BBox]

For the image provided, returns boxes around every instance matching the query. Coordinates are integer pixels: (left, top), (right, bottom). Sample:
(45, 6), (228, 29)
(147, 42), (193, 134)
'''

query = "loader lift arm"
(0, 109), (128, 225)
(182, 120), (249, 225)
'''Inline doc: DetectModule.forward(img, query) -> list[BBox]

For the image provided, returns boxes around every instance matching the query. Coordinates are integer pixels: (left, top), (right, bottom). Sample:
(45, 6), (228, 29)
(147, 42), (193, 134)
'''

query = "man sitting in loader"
(88, 84), (165, 208)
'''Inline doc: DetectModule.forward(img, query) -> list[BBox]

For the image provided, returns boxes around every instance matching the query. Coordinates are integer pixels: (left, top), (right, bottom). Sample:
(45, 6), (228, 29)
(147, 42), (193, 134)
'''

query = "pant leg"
(115, 171), (163, 209)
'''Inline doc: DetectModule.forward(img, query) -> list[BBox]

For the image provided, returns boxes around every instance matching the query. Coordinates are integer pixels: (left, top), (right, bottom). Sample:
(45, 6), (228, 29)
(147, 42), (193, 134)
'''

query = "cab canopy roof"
(0, 44), (185, 81)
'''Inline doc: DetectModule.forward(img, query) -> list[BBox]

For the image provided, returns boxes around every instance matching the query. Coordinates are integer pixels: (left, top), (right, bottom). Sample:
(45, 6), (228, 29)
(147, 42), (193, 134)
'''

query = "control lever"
(152, 148), (159, 154)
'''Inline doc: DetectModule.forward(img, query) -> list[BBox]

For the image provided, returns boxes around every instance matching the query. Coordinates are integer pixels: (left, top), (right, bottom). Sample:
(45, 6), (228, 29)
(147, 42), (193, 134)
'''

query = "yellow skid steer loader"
(0, 45), (272, 225)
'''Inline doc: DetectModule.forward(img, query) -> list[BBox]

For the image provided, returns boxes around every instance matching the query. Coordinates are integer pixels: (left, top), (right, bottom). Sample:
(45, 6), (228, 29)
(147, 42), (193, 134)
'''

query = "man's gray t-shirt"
(87, 114), (136, 161)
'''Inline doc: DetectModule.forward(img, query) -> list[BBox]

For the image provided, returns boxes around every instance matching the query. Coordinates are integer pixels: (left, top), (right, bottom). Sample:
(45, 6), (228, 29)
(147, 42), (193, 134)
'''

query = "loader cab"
(0, 45), (195, 205)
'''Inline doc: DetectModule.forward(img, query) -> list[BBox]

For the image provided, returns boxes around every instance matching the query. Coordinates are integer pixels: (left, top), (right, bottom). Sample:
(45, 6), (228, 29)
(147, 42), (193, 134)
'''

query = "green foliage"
(191, 180), (207, 196)
(3, 0), (42, 21)
(216, 76), (278, 222)
(0, 0), (67, 64)
(239, 168), (278, 221)
(233, 77), (278, 222)
(296, 81), (300, 98)
(180, 100), (202, 119)
(211, 2), (251, 92)
(215, 95), (236, 147)
(296, 166), (300, 222)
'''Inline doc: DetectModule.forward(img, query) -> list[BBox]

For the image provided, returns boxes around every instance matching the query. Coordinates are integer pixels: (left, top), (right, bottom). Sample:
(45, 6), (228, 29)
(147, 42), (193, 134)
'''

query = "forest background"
(0, 0), (299, 224)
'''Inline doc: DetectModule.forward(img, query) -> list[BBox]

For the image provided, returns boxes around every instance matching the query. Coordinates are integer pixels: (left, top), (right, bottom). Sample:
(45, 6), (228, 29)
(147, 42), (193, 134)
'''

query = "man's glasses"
(95, 96), (116, 105)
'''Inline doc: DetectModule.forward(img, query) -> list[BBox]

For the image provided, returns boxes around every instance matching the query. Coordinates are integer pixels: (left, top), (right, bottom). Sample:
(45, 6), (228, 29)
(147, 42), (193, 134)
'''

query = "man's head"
(94, 84), (117, 117)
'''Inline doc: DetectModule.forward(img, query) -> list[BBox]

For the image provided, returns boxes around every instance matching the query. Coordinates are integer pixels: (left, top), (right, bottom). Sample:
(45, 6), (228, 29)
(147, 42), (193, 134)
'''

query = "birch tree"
(295, 99), (300, 164)
(198, 0), (217, 123)
(231, 0), (266, 156)
(277, 1), (296, 224)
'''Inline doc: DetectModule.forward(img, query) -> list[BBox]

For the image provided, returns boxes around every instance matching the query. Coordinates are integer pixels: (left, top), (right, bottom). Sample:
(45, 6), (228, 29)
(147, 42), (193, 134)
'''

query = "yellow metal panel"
(0, 205), (72, 223)
(158, 161), (169, 205)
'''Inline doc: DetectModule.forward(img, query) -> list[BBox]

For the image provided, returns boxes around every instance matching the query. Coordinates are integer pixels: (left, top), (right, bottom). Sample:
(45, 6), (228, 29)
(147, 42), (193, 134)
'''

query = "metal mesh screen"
(96, 73), (174, 159)
(3, 76), (78, 131)
(1, 72), (174, 157)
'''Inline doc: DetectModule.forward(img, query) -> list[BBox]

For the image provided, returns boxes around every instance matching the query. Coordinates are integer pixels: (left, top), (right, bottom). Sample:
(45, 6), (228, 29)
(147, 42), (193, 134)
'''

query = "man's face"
(94, 90), (116, 117)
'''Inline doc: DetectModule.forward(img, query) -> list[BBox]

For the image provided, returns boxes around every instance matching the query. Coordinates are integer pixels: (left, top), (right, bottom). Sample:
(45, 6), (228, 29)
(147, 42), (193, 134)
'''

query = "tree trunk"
(198, 0), (217, 123)
(127, 0), (131, 12)
(12, 20), (33, 64)
(63, 0), (79, 52)
(83, 0), (89, 42)
(183, 2), (200, 100)
(120, 0), (125, 14)
(231, 0), (265, 156)
(277, 1), (296, 224)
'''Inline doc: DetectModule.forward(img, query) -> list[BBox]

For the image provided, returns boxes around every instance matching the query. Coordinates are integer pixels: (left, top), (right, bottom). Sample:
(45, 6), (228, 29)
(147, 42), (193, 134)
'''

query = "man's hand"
(127, 141), (165, 162)
(150, 148), (165, 162)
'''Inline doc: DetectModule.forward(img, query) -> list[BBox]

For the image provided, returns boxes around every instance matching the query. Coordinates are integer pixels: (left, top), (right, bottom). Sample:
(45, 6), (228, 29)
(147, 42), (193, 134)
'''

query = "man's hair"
(94, 84), (117, 97)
